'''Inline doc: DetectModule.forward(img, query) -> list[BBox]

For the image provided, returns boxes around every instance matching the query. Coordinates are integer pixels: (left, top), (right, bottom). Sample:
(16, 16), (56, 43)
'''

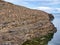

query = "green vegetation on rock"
(22, 33), (54, 45)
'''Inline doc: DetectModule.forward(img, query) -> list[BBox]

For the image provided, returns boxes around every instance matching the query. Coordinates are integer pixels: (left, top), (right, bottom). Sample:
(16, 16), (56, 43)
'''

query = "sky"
(4, 0), (60, 13)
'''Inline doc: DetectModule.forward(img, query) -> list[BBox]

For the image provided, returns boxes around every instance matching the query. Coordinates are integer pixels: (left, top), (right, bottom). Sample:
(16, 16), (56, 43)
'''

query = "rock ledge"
(0, 1), (57, 45)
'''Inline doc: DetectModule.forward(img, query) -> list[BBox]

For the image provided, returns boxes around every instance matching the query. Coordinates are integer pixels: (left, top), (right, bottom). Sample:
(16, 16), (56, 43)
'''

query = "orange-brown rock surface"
(0, 0), (56, 45)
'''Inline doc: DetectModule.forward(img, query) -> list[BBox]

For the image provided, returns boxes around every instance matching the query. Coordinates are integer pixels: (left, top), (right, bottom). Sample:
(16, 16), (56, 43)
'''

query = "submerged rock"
(0, 0), (57, 45)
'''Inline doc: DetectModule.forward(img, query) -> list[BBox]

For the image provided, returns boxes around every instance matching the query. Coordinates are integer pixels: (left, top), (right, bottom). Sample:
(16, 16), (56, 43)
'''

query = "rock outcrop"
(0, 0), (57, 45)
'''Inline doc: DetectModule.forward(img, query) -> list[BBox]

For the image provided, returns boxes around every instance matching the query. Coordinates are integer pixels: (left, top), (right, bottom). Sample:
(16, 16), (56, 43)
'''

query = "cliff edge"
(0, 0), (57, 45)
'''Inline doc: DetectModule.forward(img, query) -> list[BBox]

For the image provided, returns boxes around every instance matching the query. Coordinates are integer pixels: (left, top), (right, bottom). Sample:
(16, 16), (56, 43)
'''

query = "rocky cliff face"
(0, 0), (57, 45)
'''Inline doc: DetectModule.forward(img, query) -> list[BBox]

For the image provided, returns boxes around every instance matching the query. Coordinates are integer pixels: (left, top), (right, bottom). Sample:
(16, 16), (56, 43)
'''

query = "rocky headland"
(0, 0), (57, 45)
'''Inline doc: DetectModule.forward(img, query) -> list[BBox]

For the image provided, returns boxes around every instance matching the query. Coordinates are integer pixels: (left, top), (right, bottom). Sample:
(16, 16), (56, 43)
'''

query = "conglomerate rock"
(0, 0), (57, 45)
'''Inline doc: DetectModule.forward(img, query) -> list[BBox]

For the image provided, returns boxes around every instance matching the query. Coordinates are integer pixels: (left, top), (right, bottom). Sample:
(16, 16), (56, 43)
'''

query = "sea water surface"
(48, 13), (60, 45)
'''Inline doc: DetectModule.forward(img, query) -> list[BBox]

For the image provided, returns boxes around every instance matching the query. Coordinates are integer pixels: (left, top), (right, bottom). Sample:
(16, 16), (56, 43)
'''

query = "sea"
(48, 13), (60, 45)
